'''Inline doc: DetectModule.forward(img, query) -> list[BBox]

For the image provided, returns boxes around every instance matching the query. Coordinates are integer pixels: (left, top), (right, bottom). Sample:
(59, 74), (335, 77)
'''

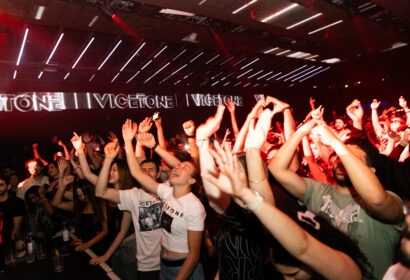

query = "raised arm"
(346, 99), (363, 130)
(71, 132), (98, 185)
(202, 145), (361, 280)
(32, 143), (48, 166)
(197, 104), (230, 214)
(269, 120), (320, 201)
(153, 113), (166, 149)
(183, 120), (199, 168)
(82, 132), (101, 170)
(370, 99), (383, 139)
(69, 148), (85, 179)
(313, 124), (404, 224)
(94, 141), (121, 204)
(301, 136), (329, 184)
(58, 139), (70, 160)
(244, 108), (277, 206)
(122, 119), (160, 195)
(399, 96), (410, 127)
(51, 172), (74, 212)
(226, 99), (239, 138)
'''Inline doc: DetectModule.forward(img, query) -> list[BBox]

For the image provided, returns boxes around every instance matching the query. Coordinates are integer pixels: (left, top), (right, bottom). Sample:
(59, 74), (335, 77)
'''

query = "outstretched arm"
(346, 99), (363, 130)
(370, 99), (383, 139)
(399, 96), (410, 127)
(71, 132), (98, 185)
(153, 113), (166, 149)
(183, 120), (199, 168)
(58, 140), (70, 161)
(226, 99), (239, 138)
(32, 143), (48, 166)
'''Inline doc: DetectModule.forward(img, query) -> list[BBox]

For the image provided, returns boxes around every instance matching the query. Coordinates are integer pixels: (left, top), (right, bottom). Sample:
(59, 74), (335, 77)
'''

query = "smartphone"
(153, 113), (159, 120)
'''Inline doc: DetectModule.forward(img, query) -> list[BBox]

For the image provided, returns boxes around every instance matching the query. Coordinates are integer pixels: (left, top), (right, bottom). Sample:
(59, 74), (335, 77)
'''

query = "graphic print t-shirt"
(118, 188), (162, 271)
(157, 183), (206, 253)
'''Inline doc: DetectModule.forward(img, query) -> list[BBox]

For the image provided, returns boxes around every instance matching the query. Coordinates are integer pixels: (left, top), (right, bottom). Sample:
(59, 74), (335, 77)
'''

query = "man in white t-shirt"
(96, 157), (162, 280)
(17, 159), (49, 200)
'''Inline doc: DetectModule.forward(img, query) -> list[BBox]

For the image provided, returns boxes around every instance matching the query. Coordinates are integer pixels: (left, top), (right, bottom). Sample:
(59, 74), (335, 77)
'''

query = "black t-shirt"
(0, 196), (25, 245)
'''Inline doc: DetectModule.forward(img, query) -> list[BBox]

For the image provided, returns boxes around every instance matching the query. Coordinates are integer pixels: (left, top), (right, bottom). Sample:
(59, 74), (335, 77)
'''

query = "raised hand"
(81, 132), (92, 144)
(122, 119), (138, 143)
(57, 158), (69, 174)
(371, 99), (380, 110)
(309, 97), (316, 110)
(311, 123), (339, 146)
(62, 175), (74, 186)
(202, 142), (248, 199)
(57, 140), (65, 147)
(183, 120), (196, 137)
(152, 112), (162, 127)
(224, 128), (231, 138)
(311, 105), (324, 120)
(346, 99), (364, 122)
(297, 119), (321, 136)
(107, 131), (118, 142)
(71, 132), (83, 151)
(399, 96), (408, 109)
(104, 140), (120, 160)
(137, 133), (156, 149)
(266, 96), (289, 113)
(245, 109), (273, 151)
(32, 143), (39, 149)
(139, 117), (153, 133)
(196, 104), (225, 140)
(249, 98), (266, 119)
(226, 99), (236, 113)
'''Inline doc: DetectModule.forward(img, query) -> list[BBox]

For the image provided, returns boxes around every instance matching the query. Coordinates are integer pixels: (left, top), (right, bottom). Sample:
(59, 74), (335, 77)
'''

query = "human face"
(48, 164), (58, 178)
(141, 162), (159, 180)
(27, 192), (40, 204)
(0, 179), (9, 196)
(8, 174), (19, 187)
(274, 263), (313, 280)
(28, 161), (41, 176)
(169, 161), (196, 187)
(390, 117), (406, 133)
(334, 119), (345, 131)
(109, 163), (119, 184)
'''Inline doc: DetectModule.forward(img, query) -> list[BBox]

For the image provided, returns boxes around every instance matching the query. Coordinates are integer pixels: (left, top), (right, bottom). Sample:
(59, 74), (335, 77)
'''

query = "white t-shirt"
(17, 176), (49, 200)
(157, 183), (206, 253)
(118, 188), (162, 271)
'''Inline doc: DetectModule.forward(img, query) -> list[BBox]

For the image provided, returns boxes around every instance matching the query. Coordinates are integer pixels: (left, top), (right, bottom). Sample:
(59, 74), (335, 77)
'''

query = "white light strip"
(35, 6), (45, 20)
(359, 4), (376, 12)
(232, 57), (247, 67)
(126, 71), (140, 84)
(276, 50), (290, 56)
(64, 72), (70, 80)
(264, 47), (278, 54)
(232, 0), (259, 14)
(172, 49), (186, 61)
(299, 67), (330, 82)
(358, 2), (372, 9)
(211, 72), (223, 80)
(253, 83), (260, 87)
(111, 72), (120, 83)
(200, 81), (207, 86)
(241, 58), (259, 69)
(305, 54), (318, 60)
(261, 4), (298, 23)
(183, 72), (193, 79)
(243, 82), (251, 87)
(74, 92), (78, 109)
(162, 64), (187, 82)
(154, 45), (167, 59)
(248, 70), (263, 79)
(291, 66), (322, 82)
(256, 71), (273, 80)
(266, 72), (282, 80)
(220, 56), (234, 65)
(72, 37), (95, 69)
(308, 20), (343, 35)
(220, 73), (233, 81)
(237, 68), (253, 79)
(286, 13), (322, 29)
(119, 42), (145, 72)
(97, 40), (122, 70)
(189, 52), (204, 63)
(13, 70), (17, 79)
(38, 71), (43, 79)
(175, 80), (182, 85)
(276, 65), (307, 80)
(234, 81), (242, 87)
(144, 62), (170, 83)
(16, 28), (29, 66)
(88, 16), (99, 27)
(141, 60), (152, 70)
(211, 80), (220, 86)
(159, 9), (195, 17)
(223, 82), (230, 87)
(283, 66), (315, 81)
(205, 54), (220, 64)
(89, 74), (95, 81)
(287, 52), (311, 59)
(46, 33), (64, 64)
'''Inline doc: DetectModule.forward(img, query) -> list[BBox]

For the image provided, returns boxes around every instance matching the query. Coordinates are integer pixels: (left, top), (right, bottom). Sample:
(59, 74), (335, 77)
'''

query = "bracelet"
(151, 143), (159, 150)
(187, 135), (195, 138)
(245, 191), (263, 211)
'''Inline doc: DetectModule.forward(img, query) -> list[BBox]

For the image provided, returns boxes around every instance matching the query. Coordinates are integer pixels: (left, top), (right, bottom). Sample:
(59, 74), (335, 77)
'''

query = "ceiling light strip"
(211, 81), (220, 86)
(266, 72), (282, 81)
(46, 33), (64, 64)
(38, 71), (43, 79)
(97, 40), (122, 70)
(13, 70), (17, 79)
(88, 16), (99, 27)
(119, 42), (146, 72)
(256, 71), (273, 80)
(286, 13), (322, 29)
(291, 66), (323, 82)
(89, 74), (95, 81)
(261, 3), (298, 23)
(247, 70), (263, 79)
(237, 68), (253, 79)
(126, 71), (140, 84)
(276, 65), (307, 80)
(219, 56), (234, 65)
(264, 47), (278, 54)
(189, 52), (204, 63)
(299, 67), (330, 82)
(276, 50), (290, 56)
(162, 64), (187, 82)
(205, 54), (220, 65)
(305, 54), (318, 60)
(220, 73), (233, 81)
(154, 45), (168, 59)
(16, 28), (29, 66)
(232, 0), (259, 14)
(72, 37), (95, 69)
(144, 62), (171, 83)
(64, 72), (70, 80)
(111, 72), (120, 83)
(35, 6), (45, 20)
(241, 58), (259, 69)
(141, 60), (152, 70)
(283, 66), (316, 81)
(308, 20), (343, 35)
(232, 57), (247, 67)
(172, 49), (186, 61)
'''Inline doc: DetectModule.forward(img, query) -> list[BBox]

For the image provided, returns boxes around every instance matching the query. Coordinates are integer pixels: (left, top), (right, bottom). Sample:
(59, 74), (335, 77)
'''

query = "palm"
(183, 121), (195, 136)
(122, 119), (137, 142)
(371, 100), (380, 110)
(399, 96), (407, 108)
(104, 141), (119, 159)
(196, 105), (225, 139)
(139, 117), (153, 133)
(138, 133), (155, 148)
(226, 100), (235, 112)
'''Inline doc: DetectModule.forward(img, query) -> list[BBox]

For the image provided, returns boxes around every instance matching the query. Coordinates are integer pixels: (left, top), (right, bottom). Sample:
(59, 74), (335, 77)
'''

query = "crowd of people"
(0, 95), (409, 280)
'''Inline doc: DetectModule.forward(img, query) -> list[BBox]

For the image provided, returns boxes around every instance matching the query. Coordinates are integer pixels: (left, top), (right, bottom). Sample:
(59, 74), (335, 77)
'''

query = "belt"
(160, 257), (186, 267)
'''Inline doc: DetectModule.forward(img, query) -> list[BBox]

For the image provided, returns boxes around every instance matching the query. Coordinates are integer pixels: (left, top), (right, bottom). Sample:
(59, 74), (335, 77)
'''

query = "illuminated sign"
(0, 92), (251, 112)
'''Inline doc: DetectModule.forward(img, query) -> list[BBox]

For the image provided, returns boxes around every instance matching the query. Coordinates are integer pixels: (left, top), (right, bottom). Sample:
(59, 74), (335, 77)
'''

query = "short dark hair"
(140, 159), (160, 172)
(345, 136), (379, 167)
(0, 174), (9, 185)
(25, 159), (43, 170)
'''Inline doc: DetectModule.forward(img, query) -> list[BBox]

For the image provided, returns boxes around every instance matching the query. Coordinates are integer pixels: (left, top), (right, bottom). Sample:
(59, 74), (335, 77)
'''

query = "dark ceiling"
(0, 0), (409, 92)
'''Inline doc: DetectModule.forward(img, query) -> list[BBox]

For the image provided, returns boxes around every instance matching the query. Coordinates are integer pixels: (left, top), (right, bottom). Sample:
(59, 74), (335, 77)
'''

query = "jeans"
(160, 256), (204, 280)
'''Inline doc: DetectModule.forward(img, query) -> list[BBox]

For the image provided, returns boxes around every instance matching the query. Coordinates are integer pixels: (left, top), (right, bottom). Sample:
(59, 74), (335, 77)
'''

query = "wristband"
(151, 143), (159, 150)
(245, 191), (263, 211)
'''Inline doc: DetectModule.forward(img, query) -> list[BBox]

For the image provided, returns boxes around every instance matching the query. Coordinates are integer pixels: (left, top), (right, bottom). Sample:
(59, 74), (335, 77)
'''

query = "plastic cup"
(52, 255), (64, 272)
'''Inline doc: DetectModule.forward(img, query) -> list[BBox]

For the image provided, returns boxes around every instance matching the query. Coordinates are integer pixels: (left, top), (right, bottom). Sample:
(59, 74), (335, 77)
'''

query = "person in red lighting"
(16, 159), (49, 201)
